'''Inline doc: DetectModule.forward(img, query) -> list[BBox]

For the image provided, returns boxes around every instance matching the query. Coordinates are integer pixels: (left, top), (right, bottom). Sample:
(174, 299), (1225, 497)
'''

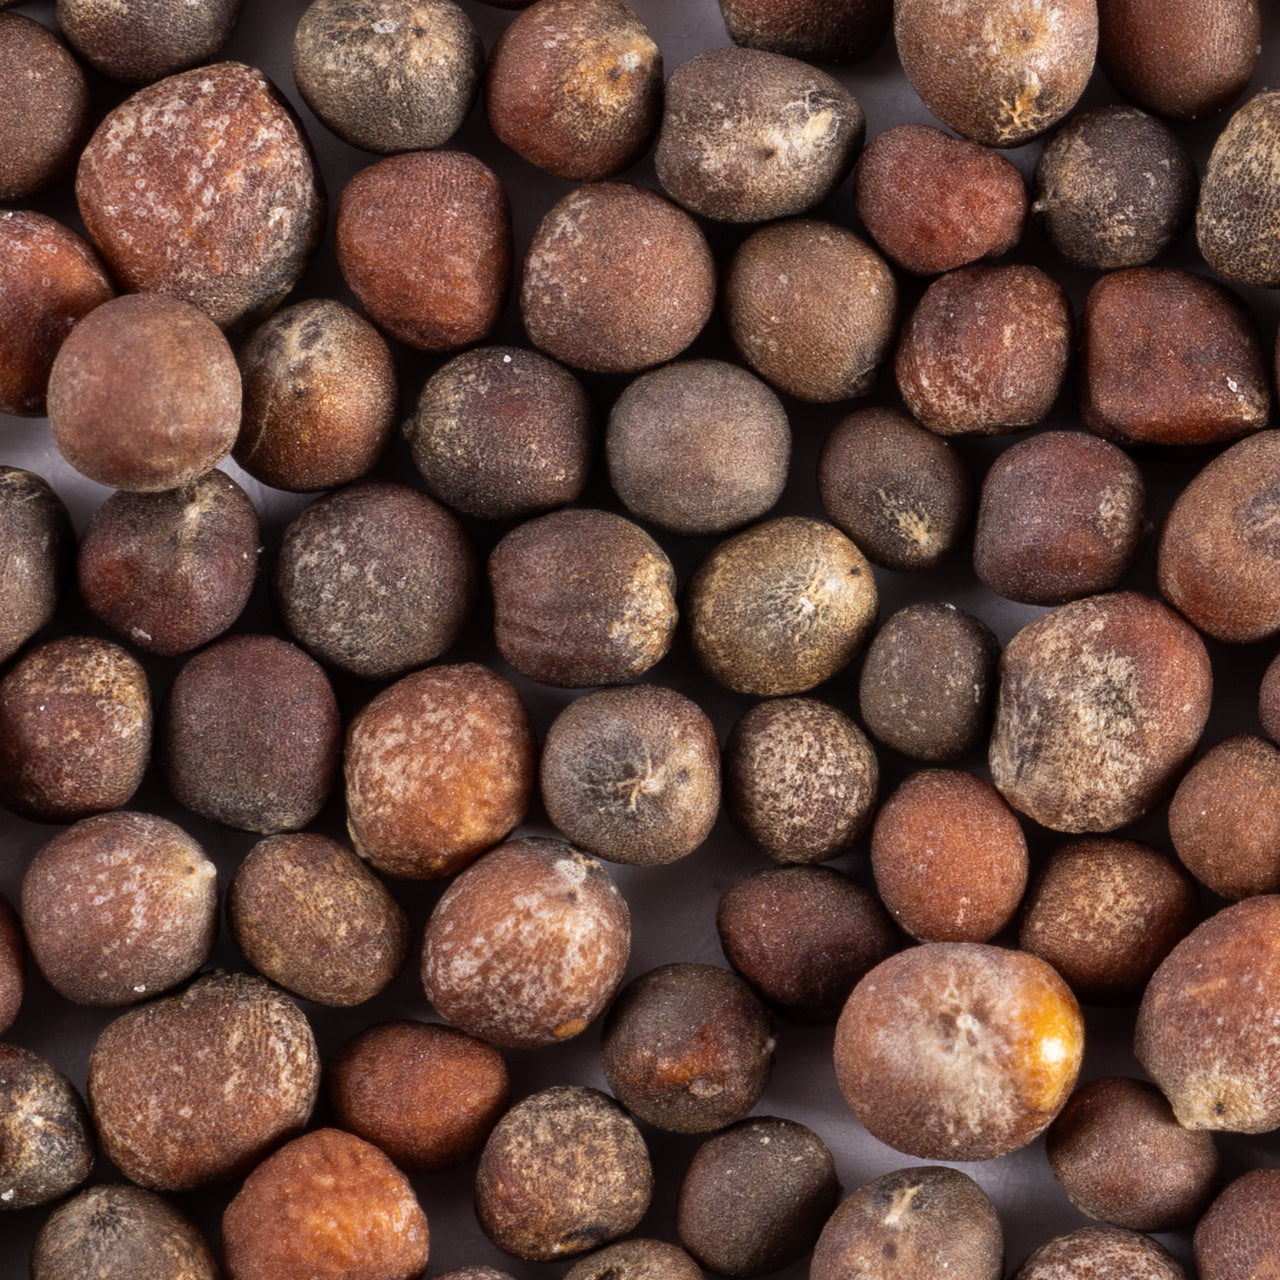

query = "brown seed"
(48, 295), (241, 493)
(686, 516), (878, 697)
(221, 1128), (429, 1280)
(236, 297), (398, 493)
(834, 942), (1084, 1160)
(1046, 1076), (1220, 1232)
(894, 0), (1096, 147)
(606, 359), (790, 538)
(0, 636), (151, 824)
(0, 896), (21, 1036)
(1158, 431), (1280, 644)
(989, 592), (1212, 833)
(1014, 1228), (1187, 1280)
(486, 0), (662, 182)
(723, 696), (878, 863)
(406, 345), (592, 522)
(655, 47), (864, 223)
(344, 662), (535, 880)
(717, 865), (898, 1023)
(475, 1085), (652, 1261)
(724, 218), (897, 403)
(810, 1166), (1003, 1280)
(422, 838), (630, 1049)
(293, 0), (483, 153)
(1260, 652), (1280, 746)
(1194, 1168), (1280, 1280)
(22, 811), (217, 1007)
(817, 408), (972, 572)
(88, 970), (320, 1190)
(274, 481), (477, 681)
(1135, 895), (1280, 1133)
(336, 150), (511, 353)
(521, 181), (715, 374)
(718, 0), (890, 63)
(0, 467), (73, 666)
(1018, 838), (1199, 1005)
(1033, 106), (1197, 270)
(0, 1045), (94, 1210)
(854, 123), (1026, 276)
(896, 264), (1072, 436)
(161, 634), (340, 835)
(858, 602), (999, 761)
(539, 684), (721, 868)
(489, 508), (677, 687)
(229, 834), (408, 1007)
(675, 1116), (839, 1278)
(76, 62), (324, 329)
(56, 0), (244, 83)
(1080, 268), (1269, 449)
(601, 963), (775, 1134)
(973, 431), (1149, 605)
(567, 1240), (703, 1280)
(32, 1183), (220, 1280)
(1097, 0), (1259, 122)
(326, 1020), (509, 1172)
(77, 469), (259, 656)
(0, 14), (89, 200)
(0, 210), (114, 418)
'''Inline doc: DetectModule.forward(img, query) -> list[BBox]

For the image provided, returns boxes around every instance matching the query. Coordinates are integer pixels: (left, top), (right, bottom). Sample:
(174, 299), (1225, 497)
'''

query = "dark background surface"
(2, 0), (1280, 1275)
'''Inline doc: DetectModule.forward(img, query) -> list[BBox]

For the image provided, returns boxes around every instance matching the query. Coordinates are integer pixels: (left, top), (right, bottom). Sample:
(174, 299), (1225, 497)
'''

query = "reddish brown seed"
(0, 636), (151, 824)
(896, 264), (1072, 436)
(601, 963), (775, 1134)
(1080, 268), (1269, 449)
(1168, 735), (1280, 899)
(0, 467), (73, 666)
(88, 970), (320, 1191)
(336, 150), (511, 353)
(229, 834), (408, 1007)
(327, 1020), (509, 1172)
(273, 481), (477, 681)
(475, 1085), (652, 1262)
(77, 469), (259, 656)
(1158, 424), (1280, 645)
(724, 218), (897, 403)
(717, 865), (898, 1023)
(566, 1239), (703, 1280)
(0, 1044), (94, 1210)
(489, 508), (677, 687)
(0, 896), (21, 1036)
(486, 0), (662, 182)
(811, 1166), (1003, 1280)
(1014, 1228), (1187, 1280)
(718, 0), (891, 62)
(0, 210), (114, 418)
(76, 62), (324, 329)
(989, 592), (1213, 833)
(32, 1183), (220, 1280)
(1136, 895), (1280, 1133)
(1046, 1076), (1220, 1232)
(854, 123), (1026, 276)
(221, 1128), (429, 1280)
(421, 838), (630, 1050)
(235, 298), (398, 493)
(834, 942), (1084, 1161)
(724, 696), (878, 864)
(817, 408), (973, 572)
(22, 811), (218, 1007)
(1097, 0), (1259, 122)
(1261, 652), (1280, 745)
(655, 46), (864, 223)
(675, 1117), (839, 1278)
(1018, 838), (1199, 1005)
(894, 0), (1097, 147)
(0, 14), (89, 200)
(407, 345), (592, 521)
(345, 663), (534, 880)
(871, 769), (1027, 944)
(161, 634), (340, 835)
(973, 431), (1149, 605)
(1194, 1168), (1280, 1280)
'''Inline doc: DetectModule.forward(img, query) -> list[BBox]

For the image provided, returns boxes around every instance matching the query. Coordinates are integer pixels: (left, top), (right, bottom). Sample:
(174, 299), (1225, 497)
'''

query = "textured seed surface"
(0, 467), (72, 666)
(566, 1239), (704, 1280)
(1013, 1226), (1187, 1280)
(718, 0), (891, 62)
(1194, 1168), (1280, 1280)
(0, 897), (21, 1037)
